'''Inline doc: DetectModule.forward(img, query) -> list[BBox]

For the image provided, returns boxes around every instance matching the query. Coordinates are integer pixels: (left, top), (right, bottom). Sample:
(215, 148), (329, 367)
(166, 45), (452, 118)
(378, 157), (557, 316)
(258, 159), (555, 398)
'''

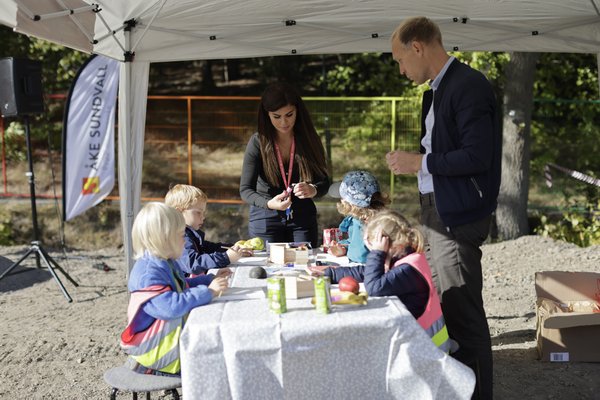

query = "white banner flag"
(62, 55), (119, 221)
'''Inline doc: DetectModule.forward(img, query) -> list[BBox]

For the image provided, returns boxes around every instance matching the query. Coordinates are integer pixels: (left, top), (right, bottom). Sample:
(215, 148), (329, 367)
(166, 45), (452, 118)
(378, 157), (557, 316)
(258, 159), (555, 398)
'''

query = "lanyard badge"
(275, 138), (295, 221)
(285, 185), (294, 220)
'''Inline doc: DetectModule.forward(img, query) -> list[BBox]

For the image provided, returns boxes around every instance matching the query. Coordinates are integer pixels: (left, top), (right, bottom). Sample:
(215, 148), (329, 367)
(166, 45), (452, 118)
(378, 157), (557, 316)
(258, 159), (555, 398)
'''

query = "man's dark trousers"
(420, 192), (493, 400)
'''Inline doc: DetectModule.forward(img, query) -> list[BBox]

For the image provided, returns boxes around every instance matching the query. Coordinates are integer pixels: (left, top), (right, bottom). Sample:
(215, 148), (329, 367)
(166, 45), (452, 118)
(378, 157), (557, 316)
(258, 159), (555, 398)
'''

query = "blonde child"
(327, 170), (390, 263)
(120, 202), (230, 376)
(322, 210), (453, 353)
(165, 184), (248, 275)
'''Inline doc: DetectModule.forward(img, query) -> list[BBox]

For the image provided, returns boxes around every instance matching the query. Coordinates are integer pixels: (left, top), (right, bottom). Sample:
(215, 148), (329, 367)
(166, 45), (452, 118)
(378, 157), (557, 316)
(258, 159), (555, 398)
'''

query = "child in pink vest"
(323, 210), (453, 352)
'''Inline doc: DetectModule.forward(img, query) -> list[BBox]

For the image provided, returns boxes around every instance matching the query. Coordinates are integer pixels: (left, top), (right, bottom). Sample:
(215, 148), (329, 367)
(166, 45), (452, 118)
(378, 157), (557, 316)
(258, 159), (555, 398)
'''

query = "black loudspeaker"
(0, 57), (44, 117)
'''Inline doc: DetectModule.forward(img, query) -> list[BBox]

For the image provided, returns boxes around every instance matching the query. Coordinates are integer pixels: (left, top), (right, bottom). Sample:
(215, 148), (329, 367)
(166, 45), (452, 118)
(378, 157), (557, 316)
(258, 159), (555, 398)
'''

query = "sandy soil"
(0, 235), (599, 399)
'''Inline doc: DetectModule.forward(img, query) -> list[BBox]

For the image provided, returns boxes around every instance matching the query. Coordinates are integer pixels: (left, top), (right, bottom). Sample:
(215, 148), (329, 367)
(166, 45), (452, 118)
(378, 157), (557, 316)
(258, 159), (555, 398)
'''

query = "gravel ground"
(0, 235), (599, 399)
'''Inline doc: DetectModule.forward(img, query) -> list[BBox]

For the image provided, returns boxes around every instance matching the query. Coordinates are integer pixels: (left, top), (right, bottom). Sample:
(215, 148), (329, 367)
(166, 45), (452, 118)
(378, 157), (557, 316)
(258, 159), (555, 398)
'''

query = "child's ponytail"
(407, 227), (425, 253)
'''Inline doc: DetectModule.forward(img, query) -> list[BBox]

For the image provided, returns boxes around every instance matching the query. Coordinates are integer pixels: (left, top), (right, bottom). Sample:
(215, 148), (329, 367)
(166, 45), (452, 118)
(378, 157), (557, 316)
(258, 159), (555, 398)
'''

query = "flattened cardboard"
(535, 271), (600, 362)
(534, 271), (600, 302)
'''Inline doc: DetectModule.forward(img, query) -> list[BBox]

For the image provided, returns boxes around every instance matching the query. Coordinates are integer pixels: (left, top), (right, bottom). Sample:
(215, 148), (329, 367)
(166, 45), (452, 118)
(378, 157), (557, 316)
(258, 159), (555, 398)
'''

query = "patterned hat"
(327, 170), (380, 208)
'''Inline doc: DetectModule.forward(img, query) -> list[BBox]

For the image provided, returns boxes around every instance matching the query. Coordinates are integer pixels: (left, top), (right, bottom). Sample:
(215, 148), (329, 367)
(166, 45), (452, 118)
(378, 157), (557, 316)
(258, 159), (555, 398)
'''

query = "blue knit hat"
(327, 170), (380, 208)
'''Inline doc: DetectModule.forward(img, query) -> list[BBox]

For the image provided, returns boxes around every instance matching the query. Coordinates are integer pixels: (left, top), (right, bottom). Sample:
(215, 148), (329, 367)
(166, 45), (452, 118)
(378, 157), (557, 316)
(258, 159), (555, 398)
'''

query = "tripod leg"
(0, 247), (37, 281)
(36, 248), (73, 303)
(34, 251), (41, 269)
(22, 116), (42, 270)
(39, 247), (79, 287)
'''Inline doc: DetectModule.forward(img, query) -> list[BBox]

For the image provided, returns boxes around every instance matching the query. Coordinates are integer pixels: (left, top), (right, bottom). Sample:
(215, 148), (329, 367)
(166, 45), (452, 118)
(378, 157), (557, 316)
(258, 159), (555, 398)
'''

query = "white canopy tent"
(1, 0), (599, 269)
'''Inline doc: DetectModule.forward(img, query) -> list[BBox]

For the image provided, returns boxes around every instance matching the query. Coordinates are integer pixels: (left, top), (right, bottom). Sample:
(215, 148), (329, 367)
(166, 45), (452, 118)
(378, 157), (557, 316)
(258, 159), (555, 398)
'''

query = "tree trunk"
(201, 60), (216, 92)
(225, 59), (241, 81)
(496, 52), (539, 240)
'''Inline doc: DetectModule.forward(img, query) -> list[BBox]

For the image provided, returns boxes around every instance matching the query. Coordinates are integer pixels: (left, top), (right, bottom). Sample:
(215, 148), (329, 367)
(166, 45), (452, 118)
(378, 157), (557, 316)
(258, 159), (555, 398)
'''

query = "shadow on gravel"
(487, 312), (536, 320)
(0, 254), (51, 292)
(492, 329), (536, 345)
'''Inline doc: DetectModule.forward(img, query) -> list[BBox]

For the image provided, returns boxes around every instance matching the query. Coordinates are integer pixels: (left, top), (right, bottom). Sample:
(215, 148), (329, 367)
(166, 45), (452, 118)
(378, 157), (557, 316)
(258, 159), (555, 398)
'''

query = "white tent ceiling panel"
(0, 1), (17, 27)
(2, 0), (96, 53)
(2, 0), (600, 62)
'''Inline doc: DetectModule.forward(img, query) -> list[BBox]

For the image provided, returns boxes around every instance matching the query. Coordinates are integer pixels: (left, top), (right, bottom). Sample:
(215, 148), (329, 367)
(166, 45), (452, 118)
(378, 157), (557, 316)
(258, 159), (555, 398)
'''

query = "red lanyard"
(274, 138), (295, 190)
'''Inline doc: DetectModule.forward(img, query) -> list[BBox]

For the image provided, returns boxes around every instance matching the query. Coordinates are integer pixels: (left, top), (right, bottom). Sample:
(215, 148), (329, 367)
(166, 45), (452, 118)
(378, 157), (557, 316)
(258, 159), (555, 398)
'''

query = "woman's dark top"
(239, 132), (329, 221)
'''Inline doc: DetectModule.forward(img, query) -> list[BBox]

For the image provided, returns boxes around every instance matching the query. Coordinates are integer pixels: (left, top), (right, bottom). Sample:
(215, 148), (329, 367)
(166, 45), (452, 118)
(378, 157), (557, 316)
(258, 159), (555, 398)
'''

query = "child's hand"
(208, 276), (229, 297)
(267, 191), (292, 211)
(369, 229), (389, 252)
(307, 265), (327, 276)
(232, 244), (253, 257)
(216, 268), (232, 278)
(226, 248), (242, 263)
(328, 241), (347, 257)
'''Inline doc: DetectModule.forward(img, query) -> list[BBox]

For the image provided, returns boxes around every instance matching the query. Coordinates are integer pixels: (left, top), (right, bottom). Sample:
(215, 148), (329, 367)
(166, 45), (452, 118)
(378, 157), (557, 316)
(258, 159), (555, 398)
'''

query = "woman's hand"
(293, 182), (317, 199)
(267, 191), (292, 211)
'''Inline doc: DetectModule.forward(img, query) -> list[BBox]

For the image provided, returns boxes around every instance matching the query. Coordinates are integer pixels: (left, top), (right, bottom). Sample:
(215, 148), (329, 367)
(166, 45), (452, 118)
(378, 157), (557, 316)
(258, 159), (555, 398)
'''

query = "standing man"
(386, 17), (500, 400)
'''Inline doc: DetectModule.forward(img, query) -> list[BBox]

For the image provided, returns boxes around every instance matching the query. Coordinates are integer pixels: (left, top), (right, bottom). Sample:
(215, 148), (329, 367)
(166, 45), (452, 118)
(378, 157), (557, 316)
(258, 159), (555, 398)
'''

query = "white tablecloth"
(180, 263), (475, 400)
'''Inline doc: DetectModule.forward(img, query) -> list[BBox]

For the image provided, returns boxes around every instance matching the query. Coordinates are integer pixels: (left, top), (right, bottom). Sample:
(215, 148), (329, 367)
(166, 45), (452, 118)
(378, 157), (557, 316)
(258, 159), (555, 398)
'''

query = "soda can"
(267, 276), (287, 314)
(313, 276), (332, 314)
(322, 228), (342, 253)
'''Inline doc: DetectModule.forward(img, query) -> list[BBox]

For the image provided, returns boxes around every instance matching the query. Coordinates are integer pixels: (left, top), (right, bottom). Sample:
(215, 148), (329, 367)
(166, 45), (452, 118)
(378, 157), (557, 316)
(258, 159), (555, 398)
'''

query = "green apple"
(248, 237), (264, 250)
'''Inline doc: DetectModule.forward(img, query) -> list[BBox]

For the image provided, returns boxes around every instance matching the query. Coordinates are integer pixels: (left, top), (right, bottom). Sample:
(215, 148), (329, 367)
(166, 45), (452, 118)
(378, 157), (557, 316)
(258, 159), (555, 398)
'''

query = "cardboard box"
(269, 243), (310, 265)
(535, 271), (600, 362)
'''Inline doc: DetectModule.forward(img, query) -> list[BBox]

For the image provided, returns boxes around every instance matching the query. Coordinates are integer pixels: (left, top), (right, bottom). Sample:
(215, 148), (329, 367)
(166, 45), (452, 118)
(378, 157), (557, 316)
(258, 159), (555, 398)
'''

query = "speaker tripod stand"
(0, 115), (78, 302)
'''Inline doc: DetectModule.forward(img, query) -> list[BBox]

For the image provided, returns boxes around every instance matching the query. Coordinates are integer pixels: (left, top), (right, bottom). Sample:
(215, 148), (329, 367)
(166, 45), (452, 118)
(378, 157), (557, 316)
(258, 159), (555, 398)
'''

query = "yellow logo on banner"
(82, 177), (100, 194)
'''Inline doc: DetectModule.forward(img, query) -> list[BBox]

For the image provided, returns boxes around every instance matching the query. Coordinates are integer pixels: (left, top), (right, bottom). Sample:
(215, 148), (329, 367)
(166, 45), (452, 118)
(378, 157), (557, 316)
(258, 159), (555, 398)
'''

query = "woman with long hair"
(240, 82), (330, 248)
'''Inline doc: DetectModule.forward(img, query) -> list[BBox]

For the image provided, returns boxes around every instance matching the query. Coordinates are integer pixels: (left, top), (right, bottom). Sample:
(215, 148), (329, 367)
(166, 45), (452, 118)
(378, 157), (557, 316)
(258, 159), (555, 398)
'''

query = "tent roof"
(1, 0), (600, 62)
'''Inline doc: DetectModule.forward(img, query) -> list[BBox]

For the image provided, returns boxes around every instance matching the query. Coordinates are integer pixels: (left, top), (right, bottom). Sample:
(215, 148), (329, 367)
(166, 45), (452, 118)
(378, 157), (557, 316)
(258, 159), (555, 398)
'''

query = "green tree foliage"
(0, 26), (88, 158)
(0, 213), (14, 245)
(530, 53), (599, 197)
(526, 53), (598, 245)
(0, 25), (29, 56)
(315, 51), (509, 182)
(451, 51), (509, 82)
(535, 199), (600, 247)
(336, 101), (393, 173)
(313, 53), (409, 96)
(0, 26), (87, 92)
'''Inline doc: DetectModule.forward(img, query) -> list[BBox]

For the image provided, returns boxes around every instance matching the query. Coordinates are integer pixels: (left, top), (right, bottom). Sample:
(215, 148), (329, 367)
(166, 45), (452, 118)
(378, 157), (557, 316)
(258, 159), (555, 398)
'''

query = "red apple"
(338, 276), (360, 294)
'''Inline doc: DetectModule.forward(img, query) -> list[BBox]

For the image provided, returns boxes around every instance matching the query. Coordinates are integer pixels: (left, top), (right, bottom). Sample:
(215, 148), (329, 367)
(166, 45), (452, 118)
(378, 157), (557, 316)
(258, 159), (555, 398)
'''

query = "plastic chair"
(103, 364), (181, 400)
